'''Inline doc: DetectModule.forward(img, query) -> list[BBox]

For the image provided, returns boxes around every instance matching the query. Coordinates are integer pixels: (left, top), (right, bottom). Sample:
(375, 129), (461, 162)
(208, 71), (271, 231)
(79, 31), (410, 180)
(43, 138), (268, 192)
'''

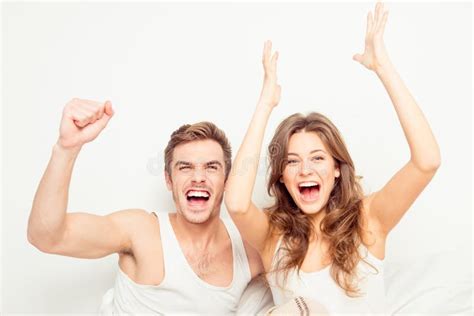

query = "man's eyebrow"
(174, 161), (192, 167)
(174, 160), (223, 168)
(206, 160), (223, 167)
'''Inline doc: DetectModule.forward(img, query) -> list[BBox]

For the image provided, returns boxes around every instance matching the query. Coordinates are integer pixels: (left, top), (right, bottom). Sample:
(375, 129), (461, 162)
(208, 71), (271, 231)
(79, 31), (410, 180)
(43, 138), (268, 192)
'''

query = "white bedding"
(385, 251), (472, 314)
(241, 250), (473, 315)
(100, 251), (472, 314)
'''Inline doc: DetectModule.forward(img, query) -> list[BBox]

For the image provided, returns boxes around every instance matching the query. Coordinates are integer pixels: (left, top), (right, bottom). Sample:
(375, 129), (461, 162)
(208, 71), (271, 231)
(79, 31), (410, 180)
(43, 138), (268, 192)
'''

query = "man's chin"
(181, 208), (213, 224)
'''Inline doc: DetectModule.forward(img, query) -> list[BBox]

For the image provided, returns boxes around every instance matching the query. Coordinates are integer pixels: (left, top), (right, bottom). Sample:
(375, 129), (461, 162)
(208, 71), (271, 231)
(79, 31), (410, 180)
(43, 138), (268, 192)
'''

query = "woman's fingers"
(270, 51), (279, 75)
(353, 53), (363, 63)
(375, 2), (387, 31)
(377, 11), (389, 37)
(263, 40), (272, 67)
(367, 3), (388, 40)
(375, 2), (382, 25)
(366, 11), (374, 37)
(262, 40), (278, 78)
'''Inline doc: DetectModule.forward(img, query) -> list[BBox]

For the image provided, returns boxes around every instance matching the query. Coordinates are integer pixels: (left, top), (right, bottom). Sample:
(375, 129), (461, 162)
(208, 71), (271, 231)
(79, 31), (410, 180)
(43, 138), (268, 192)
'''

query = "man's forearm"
(27, 143), (81, 247)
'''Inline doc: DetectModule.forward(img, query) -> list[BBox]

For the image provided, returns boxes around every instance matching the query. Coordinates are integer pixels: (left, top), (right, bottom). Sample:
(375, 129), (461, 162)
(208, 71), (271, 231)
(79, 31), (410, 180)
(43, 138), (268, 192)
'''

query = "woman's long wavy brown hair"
(266, 112), (367, 296)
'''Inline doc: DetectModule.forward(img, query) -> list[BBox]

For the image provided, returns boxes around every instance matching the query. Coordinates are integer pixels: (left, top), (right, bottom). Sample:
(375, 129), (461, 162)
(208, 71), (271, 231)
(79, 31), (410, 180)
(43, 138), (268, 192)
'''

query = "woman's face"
(281, 131), (340, 215)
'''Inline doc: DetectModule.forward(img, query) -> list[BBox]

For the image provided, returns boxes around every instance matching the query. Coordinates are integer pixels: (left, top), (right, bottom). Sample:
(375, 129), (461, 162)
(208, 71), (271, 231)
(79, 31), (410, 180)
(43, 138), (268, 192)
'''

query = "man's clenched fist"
(58, 98), (114, 149)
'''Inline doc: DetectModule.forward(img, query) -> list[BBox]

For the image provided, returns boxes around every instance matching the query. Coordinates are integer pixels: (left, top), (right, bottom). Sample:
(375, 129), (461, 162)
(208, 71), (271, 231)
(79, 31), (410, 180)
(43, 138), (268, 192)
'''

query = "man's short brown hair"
(164, 122), (232, 179)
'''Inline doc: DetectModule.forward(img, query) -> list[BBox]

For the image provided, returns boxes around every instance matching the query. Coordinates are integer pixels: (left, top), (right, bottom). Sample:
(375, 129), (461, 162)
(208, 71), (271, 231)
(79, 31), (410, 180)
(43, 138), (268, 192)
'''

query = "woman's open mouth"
(298, 181), (320, 202)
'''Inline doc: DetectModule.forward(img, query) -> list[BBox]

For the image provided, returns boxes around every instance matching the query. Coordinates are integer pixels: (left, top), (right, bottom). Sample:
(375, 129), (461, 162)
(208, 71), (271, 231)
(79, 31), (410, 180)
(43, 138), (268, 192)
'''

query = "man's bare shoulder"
(111, 209), (162, 256)
(108, 209), (160, 239)
(108, 208), (155, 223)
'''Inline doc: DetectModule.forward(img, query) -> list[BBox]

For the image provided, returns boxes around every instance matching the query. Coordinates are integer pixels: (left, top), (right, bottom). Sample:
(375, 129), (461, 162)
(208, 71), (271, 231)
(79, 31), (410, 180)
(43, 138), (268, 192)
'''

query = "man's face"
(166, 139), (226, 224)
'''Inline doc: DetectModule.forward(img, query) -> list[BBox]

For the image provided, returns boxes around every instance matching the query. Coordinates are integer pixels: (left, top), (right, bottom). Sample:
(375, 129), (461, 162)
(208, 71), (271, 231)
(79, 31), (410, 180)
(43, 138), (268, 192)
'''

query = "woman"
(225, 2), (441, 314)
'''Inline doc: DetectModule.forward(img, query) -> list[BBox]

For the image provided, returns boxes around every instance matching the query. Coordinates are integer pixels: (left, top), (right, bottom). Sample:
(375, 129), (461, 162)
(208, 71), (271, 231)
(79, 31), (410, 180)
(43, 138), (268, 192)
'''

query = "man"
(27, 98), (272, 314)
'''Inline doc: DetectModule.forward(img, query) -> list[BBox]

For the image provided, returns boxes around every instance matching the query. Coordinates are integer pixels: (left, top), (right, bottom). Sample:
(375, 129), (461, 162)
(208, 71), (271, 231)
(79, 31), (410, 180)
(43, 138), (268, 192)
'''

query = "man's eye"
(207, 165), (218, 170)
(179, 166), (191, 170)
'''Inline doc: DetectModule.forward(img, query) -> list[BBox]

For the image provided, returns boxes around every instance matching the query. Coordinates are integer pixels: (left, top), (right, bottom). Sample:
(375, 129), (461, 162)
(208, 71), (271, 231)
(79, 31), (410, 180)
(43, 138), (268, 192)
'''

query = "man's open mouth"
(186, 189), (211, 206)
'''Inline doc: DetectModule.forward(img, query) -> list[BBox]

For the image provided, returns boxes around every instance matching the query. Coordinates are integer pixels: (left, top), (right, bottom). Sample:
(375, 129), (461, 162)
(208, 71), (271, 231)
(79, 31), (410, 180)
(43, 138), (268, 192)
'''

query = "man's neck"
(171, 212), (223, 251)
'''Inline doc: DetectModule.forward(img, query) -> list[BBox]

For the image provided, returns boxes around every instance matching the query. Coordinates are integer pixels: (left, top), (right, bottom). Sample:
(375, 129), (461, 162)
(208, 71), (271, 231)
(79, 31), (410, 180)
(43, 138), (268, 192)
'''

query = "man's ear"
(165, 171), (172, 191)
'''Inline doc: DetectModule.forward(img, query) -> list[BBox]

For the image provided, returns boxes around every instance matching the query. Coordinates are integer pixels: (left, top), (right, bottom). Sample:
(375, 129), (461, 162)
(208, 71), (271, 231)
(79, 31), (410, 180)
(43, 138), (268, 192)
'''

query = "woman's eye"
(287, 159), (298, 164)
(312, 156), (324, 161)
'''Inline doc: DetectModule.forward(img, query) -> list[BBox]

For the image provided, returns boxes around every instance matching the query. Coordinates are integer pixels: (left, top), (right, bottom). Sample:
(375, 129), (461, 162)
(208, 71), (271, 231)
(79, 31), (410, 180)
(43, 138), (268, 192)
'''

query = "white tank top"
(267, 237), (386, 314)
(99, 212), (252, 315)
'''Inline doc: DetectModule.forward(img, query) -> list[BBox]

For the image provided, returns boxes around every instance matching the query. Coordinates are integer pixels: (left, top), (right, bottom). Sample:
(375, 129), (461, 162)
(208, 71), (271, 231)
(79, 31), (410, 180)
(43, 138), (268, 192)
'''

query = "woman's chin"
(298, 203), (324, 215)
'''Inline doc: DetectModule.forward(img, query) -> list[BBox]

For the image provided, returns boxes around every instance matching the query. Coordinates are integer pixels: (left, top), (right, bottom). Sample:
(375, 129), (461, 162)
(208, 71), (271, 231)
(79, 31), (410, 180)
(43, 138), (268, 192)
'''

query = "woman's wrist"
(256, 100), (275, 113)
(375, 60), (396, 78)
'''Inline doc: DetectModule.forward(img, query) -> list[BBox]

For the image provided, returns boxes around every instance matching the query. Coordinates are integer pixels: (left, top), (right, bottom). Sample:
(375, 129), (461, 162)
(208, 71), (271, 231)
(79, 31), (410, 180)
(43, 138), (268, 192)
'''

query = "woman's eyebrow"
(287, 149), (326, 156)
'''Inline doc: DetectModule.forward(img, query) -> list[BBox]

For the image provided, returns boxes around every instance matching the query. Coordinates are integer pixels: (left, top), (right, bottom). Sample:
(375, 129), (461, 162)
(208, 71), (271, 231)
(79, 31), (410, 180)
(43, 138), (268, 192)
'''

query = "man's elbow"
(27, 231), (50, 253)
(27, 225), (62, 254)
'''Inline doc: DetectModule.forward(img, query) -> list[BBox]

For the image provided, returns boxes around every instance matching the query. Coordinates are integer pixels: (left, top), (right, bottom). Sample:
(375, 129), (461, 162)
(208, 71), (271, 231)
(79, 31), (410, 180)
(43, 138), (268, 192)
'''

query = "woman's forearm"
(376, 63), (441, 171)
(225, 104), (273, 213)
(225, 41), (281, 214)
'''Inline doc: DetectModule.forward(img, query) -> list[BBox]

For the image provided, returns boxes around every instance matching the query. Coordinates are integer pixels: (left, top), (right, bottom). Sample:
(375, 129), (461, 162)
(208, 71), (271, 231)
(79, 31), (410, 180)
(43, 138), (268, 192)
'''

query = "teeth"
(298, 182), (319, 187)
(187, 190), (210, 198)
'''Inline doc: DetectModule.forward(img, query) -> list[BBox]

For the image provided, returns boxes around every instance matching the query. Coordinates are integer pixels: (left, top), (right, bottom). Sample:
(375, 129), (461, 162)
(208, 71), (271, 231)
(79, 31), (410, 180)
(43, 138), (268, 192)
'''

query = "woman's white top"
(267, 236), (386, 314)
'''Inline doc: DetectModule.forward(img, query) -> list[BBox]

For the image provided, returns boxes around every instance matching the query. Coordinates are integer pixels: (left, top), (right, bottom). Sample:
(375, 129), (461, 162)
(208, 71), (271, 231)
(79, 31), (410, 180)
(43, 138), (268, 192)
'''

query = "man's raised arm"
(27, 98), (148, 258)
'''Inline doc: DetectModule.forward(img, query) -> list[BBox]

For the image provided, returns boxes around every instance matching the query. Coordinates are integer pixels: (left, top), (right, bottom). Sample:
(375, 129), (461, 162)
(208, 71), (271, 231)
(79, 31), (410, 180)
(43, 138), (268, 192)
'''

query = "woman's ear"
(279, 177), (284, 183)
(335, 167), (340, 178)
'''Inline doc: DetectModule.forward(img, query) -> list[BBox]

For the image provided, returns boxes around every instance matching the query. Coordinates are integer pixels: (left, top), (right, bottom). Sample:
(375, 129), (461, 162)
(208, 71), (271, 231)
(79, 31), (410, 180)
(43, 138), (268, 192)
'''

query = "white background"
(2, 1), (472, 313)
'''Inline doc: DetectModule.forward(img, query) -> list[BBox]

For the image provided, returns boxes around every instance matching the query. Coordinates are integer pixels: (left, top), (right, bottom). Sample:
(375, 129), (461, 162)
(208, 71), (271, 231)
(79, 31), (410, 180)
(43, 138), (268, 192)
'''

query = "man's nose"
(191, 167), (207, 183)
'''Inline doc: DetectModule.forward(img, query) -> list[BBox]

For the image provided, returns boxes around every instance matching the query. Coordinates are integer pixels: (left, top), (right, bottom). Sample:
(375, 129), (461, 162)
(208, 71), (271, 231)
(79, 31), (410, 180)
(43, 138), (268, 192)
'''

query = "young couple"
(27, 3), (440, 314)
